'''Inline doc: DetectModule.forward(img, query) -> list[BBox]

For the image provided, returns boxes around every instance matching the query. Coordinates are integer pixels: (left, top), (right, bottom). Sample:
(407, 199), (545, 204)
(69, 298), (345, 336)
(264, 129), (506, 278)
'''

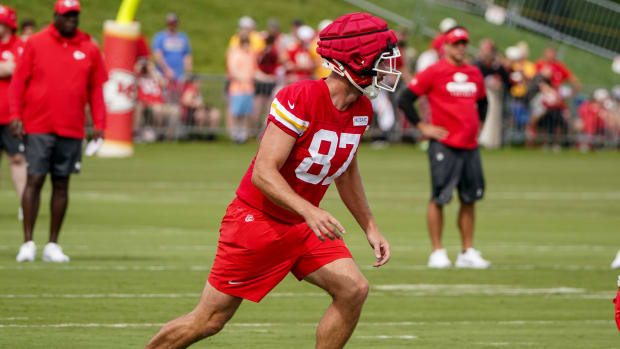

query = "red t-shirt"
(137, 76), (164, 105)
(286, 45), (314, 80)
(535, 59), (572, 87)
(236, 79), (373, 224)
(408, 59), (486, 149)
(9, 25), (107, 139)
(0, 35), (23, 124)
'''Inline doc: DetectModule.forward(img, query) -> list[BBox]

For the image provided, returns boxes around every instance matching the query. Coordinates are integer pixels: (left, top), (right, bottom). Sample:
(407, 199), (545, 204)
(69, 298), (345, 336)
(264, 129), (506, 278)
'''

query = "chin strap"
(323, 59), (379, 99)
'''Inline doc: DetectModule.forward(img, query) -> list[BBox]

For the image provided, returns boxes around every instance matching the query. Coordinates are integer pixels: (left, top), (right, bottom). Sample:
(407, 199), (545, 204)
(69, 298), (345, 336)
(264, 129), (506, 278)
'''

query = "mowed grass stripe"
(1, 143), (619, 348)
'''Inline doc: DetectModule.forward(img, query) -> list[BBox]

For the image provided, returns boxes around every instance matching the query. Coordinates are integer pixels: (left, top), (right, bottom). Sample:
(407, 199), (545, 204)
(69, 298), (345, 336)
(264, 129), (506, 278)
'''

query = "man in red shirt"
(9, 0), (107, 263)
(146, 13), (398, 349)
(535, 47), (581, 91)
(0, 5), (26, 221)
(398, 26), (491, 269)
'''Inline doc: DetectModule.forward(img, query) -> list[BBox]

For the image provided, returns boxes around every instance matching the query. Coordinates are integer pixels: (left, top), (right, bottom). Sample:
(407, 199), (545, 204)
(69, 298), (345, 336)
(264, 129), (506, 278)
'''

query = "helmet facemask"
(323, 45), (401, 99)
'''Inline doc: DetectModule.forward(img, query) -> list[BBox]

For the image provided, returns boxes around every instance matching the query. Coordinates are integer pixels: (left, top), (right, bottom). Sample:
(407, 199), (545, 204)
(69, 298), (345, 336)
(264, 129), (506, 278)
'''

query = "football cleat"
(455, 248), (491, 269)
(16, 241), (36, 262)
(42, 242), (70, 263)
(428, 248), (452, 269)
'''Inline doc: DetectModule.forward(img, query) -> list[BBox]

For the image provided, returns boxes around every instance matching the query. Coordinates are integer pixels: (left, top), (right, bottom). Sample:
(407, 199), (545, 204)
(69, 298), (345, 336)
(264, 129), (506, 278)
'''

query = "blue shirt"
(152, 30), (192, 80)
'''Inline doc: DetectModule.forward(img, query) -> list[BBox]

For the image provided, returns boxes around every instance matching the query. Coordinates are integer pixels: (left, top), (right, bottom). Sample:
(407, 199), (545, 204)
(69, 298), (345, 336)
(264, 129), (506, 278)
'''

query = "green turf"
(1, 143), (619, 348)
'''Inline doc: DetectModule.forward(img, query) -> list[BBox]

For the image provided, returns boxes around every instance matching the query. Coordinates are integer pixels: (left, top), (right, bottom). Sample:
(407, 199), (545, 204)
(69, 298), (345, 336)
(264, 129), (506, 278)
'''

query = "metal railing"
(433, 0), (620, 60)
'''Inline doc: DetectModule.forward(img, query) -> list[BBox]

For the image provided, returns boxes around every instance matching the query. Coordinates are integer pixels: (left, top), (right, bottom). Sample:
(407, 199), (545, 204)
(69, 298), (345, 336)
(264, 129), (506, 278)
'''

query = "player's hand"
(9, 119), (24, 140)
(302, 206), (346, 242)
(418, 122), (448, 140)
(366, 230), (390, 267)
(164, 66), (175, 80)
(93, 129), (104, 141)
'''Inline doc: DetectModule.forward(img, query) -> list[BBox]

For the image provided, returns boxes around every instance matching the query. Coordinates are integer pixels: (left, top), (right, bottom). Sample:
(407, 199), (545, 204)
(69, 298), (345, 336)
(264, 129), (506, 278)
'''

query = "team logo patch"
(436, 152), (444, 161)
(244, 214), (254, 222)
(1, 51), (13, 60)
(353, 116), (369, 127)
(73, 50), (86, 60)
(446, 72), (477, 97)
(75, 162), (81, 171)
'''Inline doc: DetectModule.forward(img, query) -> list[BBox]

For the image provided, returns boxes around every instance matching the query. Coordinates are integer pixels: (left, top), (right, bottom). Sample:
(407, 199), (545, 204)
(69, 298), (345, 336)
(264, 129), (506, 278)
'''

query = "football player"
(146, 13), (400, 349)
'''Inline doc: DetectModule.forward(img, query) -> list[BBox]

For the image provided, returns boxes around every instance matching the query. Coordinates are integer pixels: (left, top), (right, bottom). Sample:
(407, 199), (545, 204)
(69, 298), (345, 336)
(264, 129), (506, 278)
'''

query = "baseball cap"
(445, 26), (469, 44)
(54, 0), (81, 15)
(166, 13), (178, 23)
(0, 5), (17, 30)
(238, 16), (255, 29)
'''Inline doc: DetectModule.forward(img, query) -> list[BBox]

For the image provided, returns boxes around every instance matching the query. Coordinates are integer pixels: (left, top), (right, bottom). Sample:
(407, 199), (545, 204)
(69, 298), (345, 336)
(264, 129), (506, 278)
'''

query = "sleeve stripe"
(272, 98), (309, 130)
(270, 106), (303, 135)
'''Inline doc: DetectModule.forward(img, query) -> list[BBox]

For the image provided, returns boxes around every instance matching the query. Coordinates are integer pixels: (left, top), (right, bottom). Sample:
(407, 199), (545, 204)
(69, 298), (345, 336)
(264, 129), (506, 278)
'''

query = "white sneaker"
(18, 207), (23, 221)
(428, 248), (452, 268)
(42, 243), (70, 263)
(611, 250), (620, 269)
(455, 248), (491, 269)
(16, 241), (36, 262)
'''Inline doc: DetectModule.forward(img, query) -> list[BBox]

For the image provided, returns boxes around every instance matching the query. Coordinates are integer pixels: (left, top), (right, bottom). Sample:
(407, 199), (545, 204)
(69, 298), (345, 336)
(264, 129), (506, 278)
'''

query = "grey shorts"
(0, 124), (25, 155)
(427, 140), (485, 205)
(25, 134), (82, 177)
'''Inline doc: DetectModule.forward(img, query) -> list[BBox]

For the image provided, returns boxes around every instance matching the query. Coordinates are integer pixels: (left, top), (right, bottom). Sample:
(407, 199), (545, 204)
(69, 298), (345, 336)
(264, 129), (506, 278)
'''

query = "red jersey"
(535, 59), (572, 87)
(137, 77), (164, 105)
(408, 59), (486, 149)
(236, 79), (372, 224)
(286, 45), (314, 80)
(9, 25), (107, 139)
(0, 35), (23, 124)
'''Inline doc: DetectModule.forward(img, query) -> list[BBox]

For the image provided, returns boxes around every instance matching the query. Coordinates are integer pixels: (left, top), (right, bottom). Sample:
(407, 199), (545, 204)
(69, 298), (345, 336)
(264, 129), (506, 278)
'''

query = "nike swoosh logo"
(228, 281), (243, 285)
(288, 100), (295, 109)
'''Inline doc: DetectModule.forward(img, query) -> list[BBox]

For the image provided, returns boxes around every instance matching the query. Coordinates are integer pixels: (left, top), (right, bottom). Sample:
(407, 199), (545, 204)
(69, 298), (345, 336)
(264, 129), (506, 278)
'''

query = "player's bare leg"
(304, 258), (370, 349)
(427, 201), (444, 250)
(145, 281), (242, 349)
(49, 176), (70, 243)
(8, 153), (27, 203)
(458, 199), (475, 251)
(22, 174), (46, 242)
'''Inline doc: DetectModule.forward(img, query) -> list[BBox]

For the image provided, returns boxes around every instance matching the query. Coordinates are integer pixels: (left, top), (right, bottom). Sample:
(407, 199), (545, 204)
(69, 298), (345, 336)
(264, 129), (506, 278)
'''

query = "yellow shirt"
(228, 31), (265, 53)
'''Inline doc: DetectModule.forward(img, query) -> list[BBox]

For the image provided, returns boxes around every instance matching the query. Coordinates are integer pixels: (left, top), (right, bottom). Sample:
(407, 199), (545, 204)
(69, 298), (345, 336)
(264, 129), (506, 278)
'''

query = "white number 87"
(295, 130), (361, 185)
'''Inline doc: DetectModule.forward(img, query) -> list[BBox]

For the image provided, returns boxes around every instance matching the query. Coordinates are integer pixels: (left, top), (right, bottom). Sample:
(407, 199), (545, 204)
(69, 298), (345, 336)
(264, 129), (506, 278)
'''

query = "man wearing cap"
(9, 0), (107, 263)
(152, 13), (192, 104)
(0, 5), (26, 222)
(397, 26), (491, 269)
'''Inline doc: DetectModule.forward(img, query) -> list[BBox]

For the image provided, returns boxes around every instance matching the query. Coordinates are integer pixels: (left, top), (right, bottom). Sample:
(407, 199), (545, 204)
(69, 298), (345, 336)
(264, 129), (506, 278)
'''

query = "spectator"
(527, 68), (569, 151)
(576, 88), (609, 151)
(283, 25), (315, 83)
(0, 5), (26, 221)
(10, 0), (107, 263)
(505, 44), (536, 132)
(252, 18), (281, 137)
(226, 29), (256, 143)
(228, 16), (264, 53)
(134, 59), (180, 142)
(19, 18), (35, 42)
(535, 46), (581, 92)
(309, 19), (332, 80)
(417, 17), (456, 73)
(152, 13), (192, 103)
(181, 75), (221, 141)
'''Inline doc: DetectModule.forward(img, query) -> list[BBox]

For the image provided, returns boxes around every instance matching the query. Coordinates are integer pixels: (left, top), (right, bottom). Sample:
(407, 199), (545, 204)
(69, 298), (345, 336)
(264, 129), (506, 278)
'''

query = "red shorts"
(208, 197), (352, 303)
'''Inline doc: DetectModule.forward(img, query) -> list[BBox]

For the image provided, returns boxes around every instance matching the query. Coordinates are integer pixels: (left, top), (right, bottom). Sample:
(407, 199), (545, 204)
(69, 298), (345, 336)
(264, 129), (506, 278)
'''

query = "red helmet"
(317, 13), (401, 98)
(0, 5), (17, 31)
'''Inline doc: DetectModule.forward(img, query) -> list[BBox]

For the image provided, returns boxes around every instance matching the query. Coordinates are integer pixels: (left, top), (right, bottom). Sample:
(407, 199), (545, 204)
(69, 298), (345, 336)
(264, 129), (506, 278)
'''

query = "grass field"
(1, 143), (619, 348)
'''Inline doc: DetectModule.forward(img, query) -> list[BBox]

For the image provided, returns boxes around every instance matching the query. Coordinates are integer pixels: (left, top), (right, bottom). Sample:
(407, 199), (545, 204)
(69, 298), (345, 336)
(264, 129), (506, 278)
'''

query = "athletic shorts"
(0, 124), (25, 155)
(427, 140), (485, 205)
(254, 81), (276, 97)
(25, 134), (82, 177)
(230, 94), (254, 117)
(208, 197), (353, 303)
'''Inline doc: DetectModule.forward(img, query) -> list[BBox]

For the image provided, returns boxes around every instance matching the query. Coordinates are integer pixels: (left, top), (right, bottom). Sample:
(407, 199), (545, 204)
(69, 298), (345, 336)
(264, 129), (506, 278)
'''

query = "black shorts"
(254, 80), (276, 97)
(538, 109), (567, 134)
(0, 124), (25, 155)
(25, 134), (82, 177)
(427, 140), (485, 205)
